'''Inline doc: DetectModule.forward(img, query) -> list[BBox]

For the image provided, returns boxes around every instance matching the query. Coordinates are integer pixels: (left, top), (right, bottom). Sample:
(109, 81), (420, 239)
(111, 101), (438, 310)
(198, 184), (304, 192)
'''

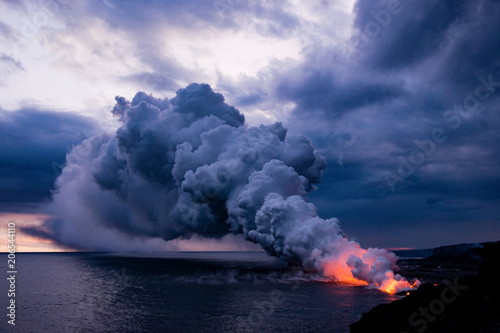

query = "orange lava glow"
(379, 271), (416, 294)
(320, 243), (421, 294)
(321, 243), (368, 285)
(322, 259), (369, 285)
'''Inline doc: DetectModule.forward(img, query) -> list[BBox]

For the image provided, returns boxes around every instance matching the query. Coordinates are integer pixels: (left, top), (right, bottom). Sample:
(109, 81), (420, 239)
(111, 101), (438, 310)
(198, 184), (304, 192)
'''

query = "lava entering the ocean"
(320, 245), (421, 294)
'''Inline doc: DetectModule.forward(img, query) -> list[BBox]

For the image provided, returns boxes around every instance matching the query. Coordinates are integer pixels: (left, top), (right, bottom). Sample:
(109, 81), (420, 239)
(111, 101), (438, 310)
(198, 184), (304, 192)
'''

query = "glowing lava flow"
(379, 271), (419, 294)
(319, 244), (421, 294)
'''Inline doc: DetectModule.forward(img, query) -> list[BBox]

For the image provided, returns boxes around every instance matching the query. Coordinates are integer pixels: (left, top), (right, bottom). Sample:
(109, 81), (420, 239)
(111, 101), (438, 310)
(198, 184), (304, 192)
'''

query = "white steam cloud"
(38, 83), (417, 292)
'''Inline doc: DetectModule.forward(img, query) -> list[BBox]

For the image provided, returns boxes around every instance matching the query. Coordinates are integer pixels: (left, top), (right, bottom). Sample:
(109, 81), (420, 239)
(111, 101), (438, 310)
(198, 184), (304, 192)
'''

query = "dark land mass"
(350, 241), (500, 333)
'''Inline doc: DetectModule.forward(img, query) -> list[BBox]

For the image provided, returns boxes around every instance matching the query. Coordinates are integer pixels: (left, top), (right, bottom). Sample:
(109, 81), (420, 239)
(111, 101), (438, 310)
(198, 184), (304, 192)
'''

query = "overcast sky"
(1, 0), (499, 251)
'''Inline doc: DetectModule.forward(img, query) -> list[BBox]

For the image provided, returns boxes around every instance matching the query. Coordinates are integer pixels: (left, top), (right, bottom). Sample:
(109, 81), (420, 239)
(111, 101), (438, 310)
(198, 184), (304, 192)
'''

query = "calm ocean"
(0, 252), (397, 333)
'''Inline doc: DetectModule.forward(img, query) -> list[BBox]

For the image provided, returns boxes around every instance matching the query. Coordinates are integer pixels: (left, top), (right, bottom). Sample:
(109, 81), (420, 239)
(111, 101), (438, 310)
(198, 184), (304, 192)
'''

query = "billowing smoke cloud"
(37, 83), (417, 292)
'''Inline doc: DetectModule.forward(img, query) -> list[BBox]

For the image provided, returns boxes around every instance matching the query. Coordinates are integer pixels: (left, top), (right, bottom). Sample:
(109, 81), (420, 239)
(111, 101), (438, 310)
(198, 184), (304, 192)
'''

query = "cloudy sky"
(1, 0), (499, 252)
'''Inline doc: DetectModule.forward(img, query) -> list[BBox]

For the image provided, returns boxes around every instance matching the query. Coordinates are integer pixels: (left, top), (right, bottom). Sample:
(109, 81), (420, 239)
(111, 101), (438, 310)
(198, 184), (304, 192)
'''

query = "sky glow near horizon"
(0, 0), (499, 252)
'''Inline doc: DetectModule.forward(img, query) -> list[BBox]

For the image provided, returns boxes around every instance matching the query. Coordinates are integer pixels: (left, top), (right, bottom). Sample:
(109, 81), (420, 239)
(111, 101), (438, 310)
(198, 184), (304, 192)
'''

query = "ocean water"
(0, 252), (398, 333)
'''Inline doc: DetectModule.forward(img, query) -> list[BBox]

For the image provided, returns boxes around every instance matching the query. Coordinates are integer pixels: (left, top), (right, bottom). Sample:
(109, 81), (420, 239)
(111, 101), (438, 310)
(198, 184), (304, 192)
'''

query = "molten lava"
(319, 244), (421, 294)
(379, 272), (418, 294)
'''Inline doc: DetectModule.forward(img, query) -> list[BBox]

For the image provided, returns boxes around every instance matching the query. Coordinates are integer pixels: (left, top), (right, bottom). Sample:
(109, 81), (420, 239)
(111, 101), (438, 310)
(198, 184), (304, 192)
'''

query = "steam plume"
(38, 83), (417, 292)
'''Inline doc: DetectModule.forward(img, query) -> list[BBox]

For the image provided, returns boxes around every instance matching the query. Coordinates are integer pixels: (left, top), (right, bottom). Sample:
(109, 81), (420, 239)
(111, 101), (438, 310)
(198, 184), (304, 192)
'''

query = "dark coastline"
(350, 241), (500, 333)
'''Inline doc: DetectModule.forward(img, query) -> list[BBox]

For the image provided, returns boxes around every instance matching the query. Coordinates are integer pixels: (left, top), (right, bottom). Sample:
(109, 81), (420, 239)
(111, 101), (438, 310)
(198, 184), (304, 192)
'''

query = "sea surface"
(0, 252), (399, 333)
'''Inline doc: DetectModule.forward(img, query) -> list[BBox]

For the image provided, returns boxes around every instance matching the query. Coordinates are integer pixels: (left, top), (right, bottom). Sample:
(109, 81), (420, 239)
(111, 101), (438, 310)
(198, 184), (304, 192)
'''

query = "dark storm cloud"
(271, 0), (500, 247)
(0, 109), (96, 212)
(275, 51), (405, 119)
(433, 1), (500, 91)
(353, 0), (500, 94)
(353, 0), (469, 70)
(275, 63), (405, 118)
